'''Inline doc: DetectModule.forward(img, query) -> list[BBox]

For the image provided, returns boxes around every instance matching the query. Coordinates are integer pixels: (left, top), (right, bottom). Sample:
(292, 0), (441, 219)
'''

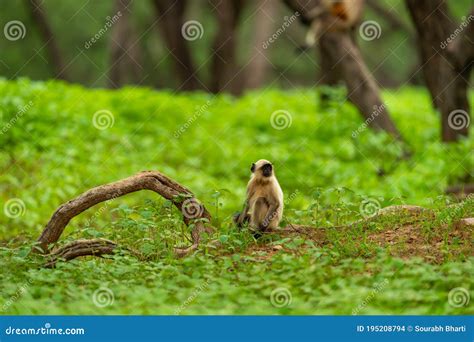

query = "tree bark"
(209, 0), (246, 94)
(283, 0), (402, 139)
(108, 0), (143, 88)
(34, 171), (213, 259)
(152, 0), (201, 91)
(244, 0), (279, 89)
(321, 31), (401, 137)
(44, 239), (118, 268)
(25, 0), (69, 81)
(405, 0), (472, 142)
(317, 33), (342, 102)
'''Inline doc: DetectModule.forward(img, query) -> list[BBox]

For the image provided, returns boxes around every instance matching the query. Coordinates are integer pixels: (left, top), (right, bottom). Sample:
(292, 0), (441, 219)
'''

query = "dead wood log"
(34, 171), (213, 264)
(44, 239), (118, 268)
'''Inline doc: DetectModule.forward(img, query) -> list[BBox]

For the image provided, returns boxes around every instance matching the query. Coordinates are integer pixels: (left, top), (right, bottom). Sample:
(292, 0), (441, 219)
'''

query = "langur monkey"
(302, 0), (364, 50)
(234, 160), (283, 234)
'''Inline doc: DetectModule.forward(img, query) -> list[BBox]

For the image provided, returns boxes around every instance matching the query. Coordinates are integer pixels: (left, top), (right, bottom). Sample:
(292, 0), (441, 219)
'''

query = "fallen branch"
(44, 239), (119, 268)
(34, 171), (214, 264)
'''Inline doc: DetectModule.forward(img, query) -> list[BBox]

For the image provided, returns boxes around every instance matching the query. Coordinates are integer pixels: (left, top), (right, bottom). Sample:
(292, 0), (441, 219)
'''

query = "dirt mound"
(244, 215), (473, 263)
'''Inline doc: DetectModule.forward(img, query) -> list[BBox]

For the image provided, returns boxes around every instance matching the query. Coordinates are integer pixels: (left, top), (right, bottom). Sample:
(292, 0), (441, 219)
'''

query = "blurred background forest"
(0, 0), (470, 89)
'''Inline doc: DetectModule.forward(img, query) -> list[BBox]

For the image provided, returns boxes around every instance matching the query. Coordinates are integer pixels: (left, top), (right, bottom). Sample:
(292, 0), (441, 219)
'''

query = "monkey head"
(251, 159), (273, 178)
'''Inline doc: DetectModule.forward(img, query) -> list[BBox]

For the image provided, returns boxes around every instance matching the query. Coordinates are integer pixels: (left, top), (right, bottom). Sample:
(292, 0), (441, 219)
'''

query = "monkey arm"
(260, 202), (280, 230)
(235, 186), (256, 227)
(234, 200), (250, 227)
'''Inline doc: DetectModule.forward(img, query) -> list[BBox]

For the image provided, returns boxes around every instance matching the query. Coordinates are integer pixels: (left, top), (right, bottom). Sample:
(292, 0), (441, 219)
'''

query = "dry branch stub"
(34, 171), (213, 265)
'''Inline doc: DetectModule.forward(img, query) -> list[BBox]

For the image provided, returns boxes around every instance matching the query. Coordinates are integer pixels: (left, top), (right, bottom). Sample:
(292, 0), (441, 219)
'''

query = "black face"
(261, 163), (272, 177)
(251, 163), (256, 173)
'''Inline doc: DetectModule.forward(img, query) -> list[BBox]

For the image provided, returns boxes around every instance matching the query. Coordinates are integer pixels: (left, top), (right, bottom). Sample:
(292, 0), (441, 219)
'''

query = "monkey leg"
(233, 211), (249, 228)
(251, 197), (269, 232)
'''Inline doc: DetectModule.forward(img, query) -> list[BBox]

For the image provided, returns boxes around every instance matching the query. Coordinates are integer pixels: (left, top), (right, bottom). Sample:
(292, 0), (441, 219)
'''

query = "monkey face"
(251, 159), (273, 178)
(261, 163), (272, 177)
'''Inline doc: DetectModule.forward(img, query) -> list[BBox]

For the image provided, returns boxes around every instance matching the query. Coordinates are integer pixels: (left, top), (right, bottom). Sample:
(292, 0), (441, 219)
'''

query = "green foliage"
(0, 79), (473, 314)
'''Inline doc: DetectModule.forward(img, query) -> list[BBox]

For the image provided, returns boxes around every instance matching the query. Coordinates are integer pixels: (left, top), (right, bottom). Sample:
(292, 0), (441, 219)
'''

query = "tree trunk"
(320, 31), (401, 138)
(108, 0), (143, 88)
(209, 0), (245, 94)
(317, 33), (342, 102)
(25, 0), (69, 81)
(152, 0), (201, 91)
(405, 0), (472, 142)
(283, 0), (402, 139)
(244, 0), (279, 89)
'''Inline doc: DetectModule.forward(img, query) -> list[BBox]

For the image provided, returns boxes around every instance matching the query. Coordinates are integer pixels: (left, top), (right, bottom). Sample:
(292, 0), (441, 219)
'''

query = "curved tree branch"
(34, 171), (213, 261)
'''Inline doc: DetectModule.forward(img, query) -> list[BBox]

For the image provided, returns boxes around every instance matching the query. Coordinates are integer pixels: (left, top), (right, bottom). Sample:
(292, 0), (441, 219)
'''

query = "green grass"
(0, 78), (473, 314)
